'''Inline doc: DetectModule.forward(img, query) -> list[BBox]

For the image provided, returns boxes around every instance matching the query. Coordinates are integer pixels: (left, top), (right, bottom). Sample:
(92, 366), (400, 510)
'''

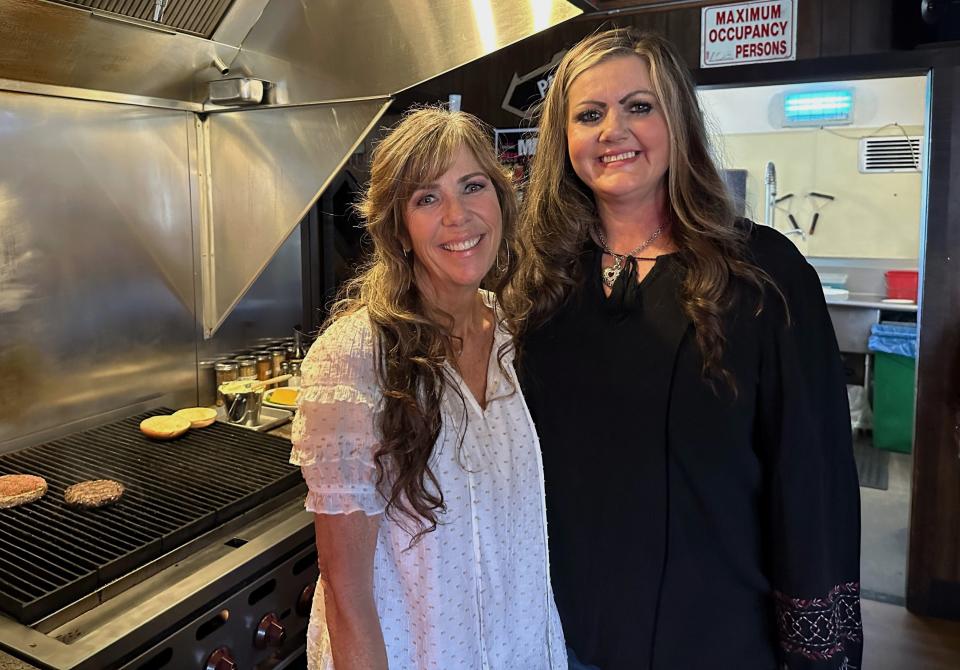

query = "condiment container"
(292, 328), (309, 359)
(268, 347), (286, 377)
(214, 361), (240, 406)
(288, 359), (303, 388)
(255, 354), (272, 381)
(219, 380), (264, 426)
(236, 356), (257, 380)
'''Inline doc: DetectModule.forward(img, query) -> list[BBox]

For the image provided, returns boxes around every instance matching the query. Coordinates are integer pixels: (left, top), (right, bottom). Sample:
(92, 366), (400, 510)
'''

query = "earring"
(496, 245), (511, 274)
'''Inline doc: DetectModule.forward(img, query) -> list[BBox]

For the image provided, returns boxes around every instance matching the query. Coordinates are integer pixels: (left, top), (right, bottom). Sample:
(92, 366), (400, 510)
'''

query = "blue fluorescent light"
(783, 89), (853, 126)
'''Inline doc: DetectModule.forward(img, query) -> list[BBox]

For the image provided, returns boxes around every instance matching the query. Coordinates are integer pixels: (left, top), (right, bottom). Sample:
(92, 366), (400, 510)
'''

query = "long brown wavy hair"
(509, 28), (777, 389)
(327, 106), (519, 540)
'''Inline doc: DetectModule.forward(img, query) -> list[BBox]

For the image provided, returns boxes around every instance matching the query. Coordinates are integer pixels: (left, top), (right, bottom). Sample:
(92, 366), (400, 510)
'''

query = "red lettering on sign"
(713, 3), (784, 27)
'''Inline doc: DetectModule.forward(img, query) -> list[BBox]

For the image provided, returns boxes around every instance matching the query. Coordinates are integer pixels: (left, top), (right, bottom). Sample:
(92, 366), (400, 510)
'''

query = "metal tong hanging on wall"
(806, 192), (835, 235)
(775, 193), (807, 241)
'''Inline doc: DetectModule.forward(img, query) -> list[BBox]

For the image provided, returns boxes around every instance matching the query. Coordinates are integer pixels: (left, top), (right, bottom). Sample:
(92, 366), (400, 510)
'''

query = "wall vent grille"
(49, 0), (235, 38)
(859, 136), (923, 173)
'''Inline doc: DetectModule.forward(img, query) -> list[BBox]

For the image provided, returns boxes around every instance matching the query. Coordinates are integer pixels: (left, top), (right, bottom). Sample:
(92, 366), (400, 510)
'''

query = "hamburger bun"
(173, 407), (217, 429)
(0, 474), (48, 509)
(64, 480), (125, 509)
(140, 415), (190, 440)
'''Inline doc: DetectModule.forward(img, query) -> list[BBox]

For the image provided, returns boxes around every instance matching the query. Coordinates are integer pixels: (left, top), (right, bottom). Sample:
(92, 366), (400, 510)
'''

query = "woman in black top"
(509, 28), (862, 670)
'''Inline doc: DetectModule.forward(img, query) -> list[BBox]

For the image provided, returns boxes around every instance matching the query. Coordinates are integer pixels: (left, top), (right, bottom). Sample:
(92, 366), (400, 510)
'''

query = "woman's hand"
(314, 511), (387, 670)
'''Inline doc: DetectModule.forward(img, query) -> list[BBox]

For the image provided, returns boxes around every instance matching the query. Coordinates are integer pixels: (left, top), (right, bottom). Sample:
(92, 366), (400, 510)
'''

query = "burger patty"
(64, 480), (125, 509)
(0, 474), (48, 509)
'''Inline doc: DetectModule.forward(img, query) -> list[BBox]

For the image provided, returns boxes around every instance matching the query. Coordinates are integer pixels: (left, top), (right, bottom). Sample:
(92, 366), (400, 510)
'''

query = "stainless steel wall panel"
(0, 91), (198, 449)
(203, 98), (391, 335)
(233, 0), (583, 105)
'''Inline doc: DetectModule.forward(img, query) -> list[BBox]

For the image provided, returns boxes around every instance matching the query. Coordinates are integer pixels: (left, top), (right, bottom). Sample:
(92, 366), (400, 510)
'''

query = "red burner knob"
(254, 612), (287, 649)
(205, 647), (237, 670)
(296, 582), (315, 617)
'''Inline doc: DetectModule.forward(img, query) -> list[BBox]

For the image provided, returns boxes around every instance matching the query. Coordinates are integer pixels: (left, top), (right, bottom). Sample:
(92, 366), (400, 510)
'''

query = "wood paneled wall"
(394, 0), (894, 127)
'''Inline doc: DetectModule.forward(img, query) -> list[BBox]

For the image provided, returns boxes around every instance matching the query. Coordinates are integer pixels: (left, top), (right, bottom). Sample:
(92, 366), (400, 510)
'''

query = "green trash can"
(872, 352), (915, 453)
(869, 323), (918, 454)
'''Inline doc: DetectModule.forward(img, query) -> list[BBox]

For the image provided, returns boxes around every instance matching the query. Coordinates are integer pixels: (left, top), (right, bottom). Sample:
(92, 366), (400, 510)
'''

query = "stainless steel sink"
(827, 305), (880, 354)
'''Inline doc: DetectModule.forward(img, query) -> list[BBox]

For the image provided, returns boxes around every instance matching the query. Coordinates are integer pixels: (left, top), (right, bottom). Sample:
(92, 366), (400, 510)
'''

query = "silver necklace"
(595, 223), (665, 288)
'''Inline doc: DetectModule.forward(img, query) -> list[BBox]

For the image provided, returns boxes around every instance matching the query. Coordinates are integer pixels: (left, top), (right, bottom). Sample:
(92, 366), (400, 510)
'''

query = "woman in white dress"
(290, 107), (566, 670)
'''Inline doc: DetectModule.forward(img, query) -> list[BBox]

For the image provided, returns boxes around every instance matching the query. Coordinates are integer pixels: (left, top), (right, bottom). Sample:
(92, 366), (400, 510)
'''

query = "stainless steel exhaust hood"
(0, 0), (582, 335)
(200, 99), (392, 335)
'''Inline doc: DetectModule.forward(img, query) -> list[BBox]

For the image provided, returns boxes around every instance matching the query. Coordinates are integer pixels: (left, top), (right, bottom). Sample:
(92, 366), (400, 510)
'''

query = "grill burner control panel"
(127, 542), (317, 670)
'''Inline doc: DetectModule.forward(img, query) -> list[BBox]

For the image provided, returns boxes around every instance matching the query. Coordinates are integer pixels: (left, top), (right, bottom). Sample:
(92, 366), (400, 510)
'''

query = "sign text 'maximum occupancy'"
(706, 3), (789, 58)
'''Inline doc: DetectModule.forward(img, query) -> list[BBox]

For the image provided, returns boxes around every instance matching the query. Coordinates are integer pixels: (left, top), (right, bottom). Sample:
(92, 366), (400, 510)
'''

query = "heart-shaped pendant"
(602, 259), (622, 288)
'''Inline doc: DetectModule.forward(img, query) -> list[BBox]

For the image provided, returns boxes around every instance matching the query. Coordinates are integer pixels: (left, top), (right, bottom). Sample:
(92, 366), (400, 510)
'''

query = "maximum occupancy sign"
(700, 0), (798, 68)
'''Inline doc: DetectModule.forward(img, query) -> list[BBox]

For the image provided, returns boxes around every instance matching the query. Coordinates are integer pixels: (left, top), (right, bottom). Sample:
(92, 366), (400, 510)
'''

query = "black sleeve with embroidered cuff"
(753, 228), (864, 670)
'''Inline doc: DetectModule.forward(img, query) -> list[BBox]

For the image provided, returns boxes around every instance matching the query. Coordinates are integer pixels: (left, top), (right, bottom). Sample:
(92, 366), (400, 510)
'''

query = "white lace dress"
(290, 306), (566, 670)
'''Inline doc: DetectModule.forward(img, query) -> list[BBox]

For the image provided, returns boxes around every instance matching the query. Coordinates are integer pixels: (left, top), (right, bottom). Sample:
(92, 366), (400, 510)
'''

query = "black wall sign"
(501, 51), (566, 119)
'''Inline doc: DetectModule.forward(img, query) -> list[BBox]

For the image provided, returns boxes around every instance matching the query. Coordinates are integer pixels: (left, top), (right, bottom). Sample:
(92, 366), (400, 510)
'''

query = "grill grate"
(0, 409), (299, 623)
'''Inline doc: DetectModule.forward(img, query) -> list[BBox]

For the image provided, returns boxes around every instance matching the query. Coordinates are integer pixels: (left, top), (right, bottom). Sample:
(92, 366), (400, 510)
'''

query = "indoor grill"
(0, 409), (317, 670)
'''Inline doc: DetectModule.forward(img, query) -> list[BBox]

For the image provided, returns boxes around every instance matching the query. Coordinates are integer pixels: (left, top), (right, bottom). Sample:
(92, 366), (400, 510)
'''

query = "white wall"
(698, 76), (927, 259)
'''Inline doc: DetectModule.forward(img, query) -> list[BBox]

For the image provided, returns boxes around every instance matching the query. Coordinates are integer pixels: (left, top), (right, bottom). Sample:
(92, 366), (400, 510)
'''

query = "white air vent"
(859, 136), (923, 173)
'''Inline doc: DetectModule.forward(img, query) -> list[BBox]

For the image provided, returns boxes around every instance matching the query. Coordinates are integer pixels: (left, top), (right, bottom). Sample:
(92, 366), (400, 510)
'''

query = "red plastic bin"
(885, 270), (919, 302)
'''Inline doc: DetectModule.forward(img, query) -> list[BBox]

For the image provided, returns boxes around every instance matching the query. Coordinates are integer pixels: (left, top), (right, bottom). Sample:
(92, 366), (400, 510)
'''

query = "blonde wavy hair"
(328, 106), (519, 539)
(510, 28), (776, 389)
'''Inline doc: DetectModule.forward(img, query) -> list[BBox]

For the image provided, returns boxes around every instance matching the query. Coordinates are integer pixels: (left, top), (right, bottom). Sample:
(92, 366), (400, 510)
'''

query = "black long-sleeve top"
(519, 223), (862, 670)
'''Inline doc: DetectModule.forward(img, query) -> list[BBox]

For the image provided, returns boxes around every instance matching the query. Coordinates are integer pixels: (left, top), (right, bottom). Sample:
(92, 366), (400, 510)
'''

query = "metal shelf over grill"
(0, 409), (299, 624)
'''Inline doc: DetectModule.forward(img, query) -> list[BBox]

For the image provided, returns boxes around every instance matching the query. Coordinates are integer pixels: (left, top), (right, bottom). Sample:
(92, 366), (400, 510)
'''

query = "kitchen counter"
(825, 293), (917, 355)
(825, 292), (918, 313)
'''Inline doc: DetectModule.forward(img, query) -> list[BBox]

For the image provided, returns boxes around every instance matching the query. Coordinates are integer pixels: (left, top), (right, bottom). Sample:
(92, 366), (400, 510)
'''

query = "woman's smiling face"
(404, 145), (502, 302)
(565, 54), (671, 209)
